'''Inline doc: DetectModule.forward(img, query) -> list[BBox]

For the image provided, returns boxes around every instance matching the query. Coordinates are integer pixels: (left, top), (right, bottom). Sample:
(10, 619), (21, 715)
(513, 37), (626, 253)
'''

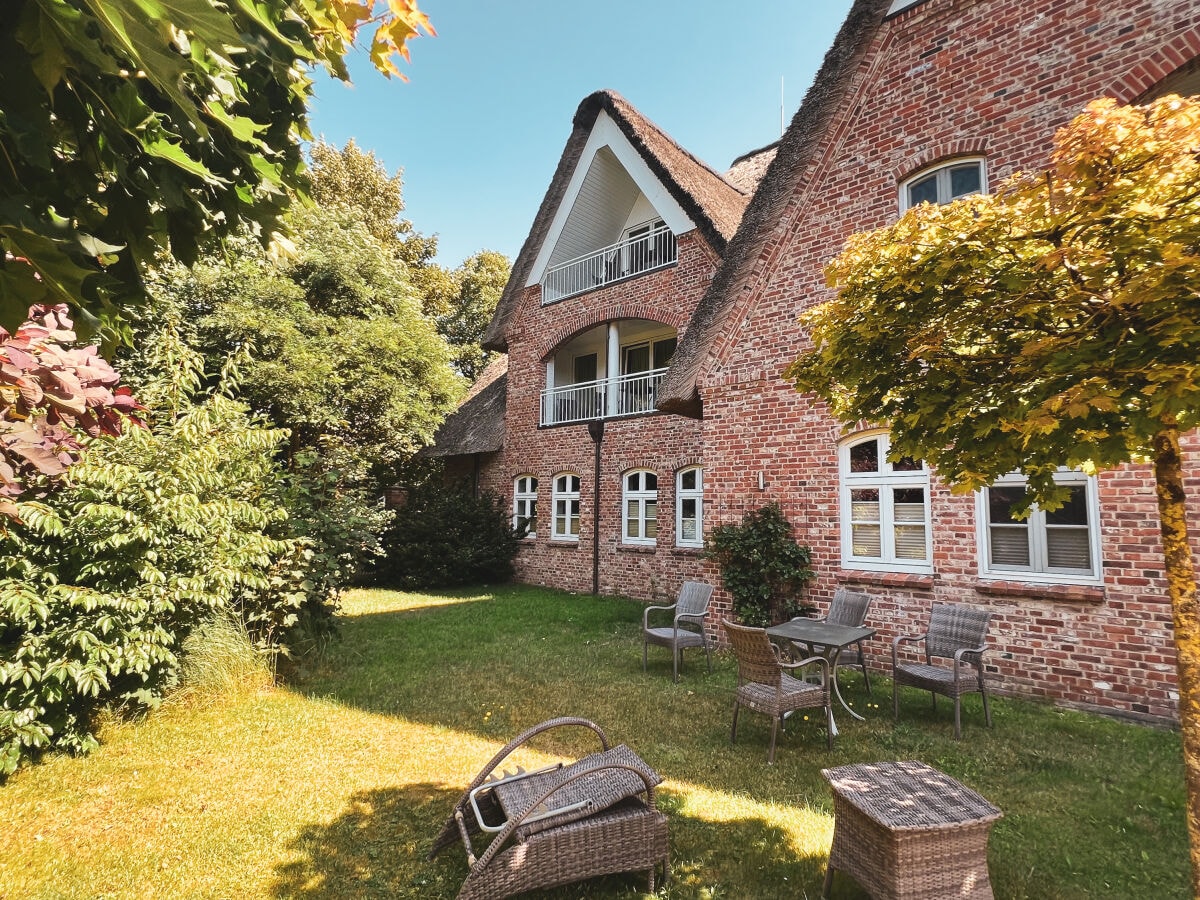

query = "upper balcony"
(541, 222), (678, 305)
(539, 320), (676, 427)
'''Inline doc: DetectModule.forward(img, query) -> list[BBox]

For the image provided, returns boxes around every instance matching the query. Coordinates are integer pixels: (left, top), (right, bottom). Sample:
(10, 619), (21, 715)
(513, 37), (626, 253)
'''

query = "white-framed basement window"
(977, 470), (1101, 584)
(551, 473), (581, 542)
(840, 432), (932, 574)
(513, 475), (538, 539)
(676, 466), (704, 548)
(900, 157), (986, 212)
(622, 469), (658, 545)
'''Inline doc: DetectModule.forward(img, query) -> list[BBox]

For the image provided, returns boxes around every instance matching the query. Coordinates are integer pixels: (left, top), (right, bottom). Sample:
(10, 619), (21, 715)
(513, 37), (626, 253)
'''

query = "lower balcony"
(540, 368), (667, 426)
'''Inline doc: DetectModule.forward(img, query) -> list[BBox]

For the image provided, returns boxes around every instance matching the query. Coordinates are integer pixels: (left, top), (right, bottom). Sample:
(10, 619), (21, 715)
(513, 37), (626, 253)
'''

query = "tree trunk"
(1152, 425), (1200, 897)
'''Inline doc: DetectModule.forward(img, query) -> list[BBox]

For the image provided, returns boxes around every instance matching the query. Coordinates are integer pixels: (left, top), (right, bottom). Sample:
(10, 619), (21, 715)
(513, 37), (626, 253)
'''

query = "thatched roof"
(421, 355), (507, 457)
(482, 89), (753, 353)
(656, 0), (891, 417)
(724, 143), (779, 193)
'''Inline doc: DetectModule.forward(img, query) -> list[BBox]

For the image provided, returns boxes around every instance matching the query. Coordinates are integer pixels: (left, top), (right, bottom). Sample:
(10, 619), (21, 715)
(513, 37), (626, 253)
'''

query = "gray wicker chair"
(430, 717), (669, 900)
(642, 581), (714, 682)
(892, 603), (993, 740)
(793, 587), (874, 693)
(724, 620), (833, 762)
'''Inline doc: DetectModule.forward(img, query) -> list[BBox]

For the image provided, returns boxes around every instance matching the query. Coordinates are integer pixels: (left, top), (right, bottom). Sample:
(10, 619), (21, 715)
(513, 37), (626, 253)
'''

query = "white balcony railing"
(541, 224), (678, 305)
(540, 368), (668, 426)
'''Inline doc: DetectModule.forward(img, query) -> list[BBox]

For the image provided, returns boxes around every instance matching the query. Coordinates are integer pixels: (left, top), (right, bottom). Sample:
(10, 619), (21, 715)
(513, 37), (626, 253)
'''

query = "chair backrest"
(825, 587), (872, 628)
(676, 581), (714, 619)
(926, 603), (992, 660)
(723, 621), (782, 687)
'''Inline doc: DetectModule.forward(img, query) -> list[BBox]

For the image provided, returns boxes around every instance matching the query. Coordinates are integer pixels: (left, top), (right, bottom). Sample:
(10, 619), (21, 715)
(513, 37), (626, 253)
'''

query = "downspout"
(472, 453), (481, 498)
(587, 418), (605, 595)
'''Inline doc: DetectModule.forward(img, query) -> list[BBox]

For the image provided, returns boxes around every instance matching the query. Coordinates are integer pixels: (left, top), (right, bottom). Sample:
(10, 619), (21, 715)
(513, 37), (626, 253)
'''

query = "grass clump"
(0, 585), (1188, 899)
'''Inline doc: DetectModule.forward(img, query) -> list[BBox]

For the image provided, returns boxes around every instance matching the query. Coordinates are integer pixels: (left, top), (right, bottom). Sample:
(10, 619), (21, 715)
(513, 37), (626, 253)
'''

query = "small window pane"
(681, 518), (697, 541)
(570, 476), (580, 492)
(950, 163), (981, 199)
(849, 440), (880, 473)
(653, 338), (677, 369)
(894, 525), (927, 559)
(1045, 486), (1088, 526)
(851, 488), (880, 523)
(908, 173), (938, 206)
(644, 472), (657, 491)
(852, 524), (882, 557)
(990, 525), (1030, 566)
(893, 487), (926, 522)
(624, 344), (651, 374)
(573, 354), (597, 384)
(680, 469), (697, 491)
(627, 472), (640, 491)
(892, 456), (922, 472)
(989, 485), (1027, 524)
(1047, 528), (1091, 570)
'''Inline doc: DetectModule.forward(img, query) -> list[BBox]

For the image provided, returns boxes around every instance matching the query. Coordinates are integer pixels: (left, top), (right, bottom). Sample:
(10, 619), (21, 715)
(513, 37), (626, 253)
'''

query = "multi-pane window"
(979, 471), (1100, 582)
(513, 475), (538, 539)
(623, 470), (658, 545)
(840, 433), (932, 572)
(676, 467), (703, 548)
(551, 473), (581, 541)
(900, 158), (986, 211)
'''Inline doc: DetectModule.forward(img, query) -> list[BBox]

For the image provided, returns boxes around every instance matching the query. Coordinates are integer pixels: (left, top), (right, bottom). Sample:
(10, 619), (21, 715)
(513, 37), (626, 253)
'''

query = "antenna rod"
(781, 76), (785, 136)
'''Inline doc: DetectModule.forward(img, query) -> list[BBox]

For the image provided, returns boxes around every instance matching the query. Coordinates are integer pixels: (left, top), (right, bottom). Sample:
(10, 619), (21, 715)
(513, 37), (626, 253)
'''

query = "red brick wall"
(697, 0), (1200, 722)
(477, 231), (723, 602)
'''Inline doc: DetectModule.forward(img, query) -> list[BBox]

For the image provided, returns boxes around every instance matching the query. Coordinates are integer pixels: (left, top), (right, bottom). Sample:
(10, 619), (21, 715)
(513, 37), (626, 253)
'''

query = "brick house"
(428, 0), (1200, 723)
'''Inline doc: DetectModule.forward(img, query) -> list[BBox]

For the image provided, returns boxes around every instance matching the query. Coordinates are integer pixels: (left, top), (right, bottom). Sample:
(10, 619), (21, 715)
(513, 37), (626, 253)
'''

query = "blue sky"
(308, 2), (856, 268)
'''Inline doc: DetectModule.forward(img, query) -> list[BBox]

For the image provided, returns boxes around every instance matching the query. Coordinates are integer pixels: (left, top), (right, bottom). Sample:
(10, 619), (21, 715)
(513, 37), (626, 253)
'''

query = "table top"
(821, 761), (1002, 830)
(766, 618), (875, 648)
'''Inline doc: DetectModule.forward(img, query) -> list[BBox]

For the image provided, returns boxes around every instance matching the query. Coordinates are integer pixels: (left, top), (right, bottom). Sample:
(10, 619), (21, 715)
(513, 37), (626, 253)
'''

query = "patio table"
(766, 619), (875, 731)
(820, 760), (1002, 899)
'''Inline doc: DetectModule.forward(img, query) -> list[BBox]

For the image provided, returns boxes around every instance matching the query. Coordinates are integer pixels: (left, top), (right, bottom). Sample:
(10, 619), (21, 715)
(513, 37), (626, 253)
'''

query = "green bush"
(369, 484), (521, 589)
(704, 503), (816, 627)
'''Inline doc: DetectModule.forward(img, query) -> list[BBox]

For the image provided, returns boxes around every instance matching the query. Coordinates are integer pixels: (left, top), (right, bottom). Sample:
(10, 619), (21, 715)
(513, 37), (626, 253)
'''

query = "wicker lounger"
(430, 717), (669, 900)
(821, 760), (1002, 900)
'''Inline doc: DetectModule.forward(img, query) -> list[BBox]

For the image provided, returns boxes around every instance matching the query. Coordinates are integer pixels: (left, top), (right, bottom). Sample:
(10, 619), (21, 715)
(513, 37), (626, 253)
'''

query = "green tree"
(439, 250), (511, 380)
(0, 0), (432, 340)
(787, 95), (1200, 888)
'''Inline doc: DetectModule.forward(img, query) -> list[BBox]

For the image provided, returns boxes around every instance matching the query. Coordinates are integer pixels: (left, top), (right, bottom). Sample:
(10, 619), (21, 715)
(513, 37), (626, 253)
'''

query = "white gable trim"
(525, 111), (697, 288)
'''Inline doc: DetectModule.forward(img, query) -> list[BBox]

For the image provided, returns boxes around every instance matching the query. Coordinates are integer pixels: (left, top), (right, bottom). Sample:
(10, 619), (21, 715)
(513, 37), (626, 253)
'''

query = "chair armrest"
(953, 644), (988, 666)
(782, 655), (830, 683)
(674, 612), (705, 627)
(643, 604), (677, 629)
(892, 632), (927, 668)
(469, 762), (660, 873)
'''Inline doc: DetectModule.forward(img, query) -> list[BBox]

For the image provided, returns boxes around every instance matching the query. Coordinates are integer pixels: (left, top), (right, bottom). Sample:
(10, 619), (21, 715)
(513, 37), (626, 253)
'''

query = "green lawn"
(0, 585), (1188, 898)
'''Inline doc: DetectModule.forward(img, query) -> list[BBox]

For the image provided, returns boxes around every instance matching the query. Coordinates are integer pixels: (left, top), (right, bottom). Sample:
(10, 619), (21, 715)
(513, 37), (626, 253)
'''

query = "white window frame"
(513, 475), (538, 539)
(622, 469), (658, 546)
(839, 431), (933, 574)
(899, 157), (987, 213)
(551, 472), (581, 542)
(976, 470), (1102, 585)
(676, 467), (704, 548)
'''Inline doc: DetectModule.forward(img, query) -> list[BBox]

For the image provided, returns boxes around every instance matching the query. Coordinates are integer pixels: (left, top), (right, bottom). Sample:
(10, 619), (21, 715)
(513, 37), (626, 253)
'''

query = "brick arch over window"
(892, 139), (989, 185)
(1105, 32), (1200, 102)
(537, 302), (690, 362)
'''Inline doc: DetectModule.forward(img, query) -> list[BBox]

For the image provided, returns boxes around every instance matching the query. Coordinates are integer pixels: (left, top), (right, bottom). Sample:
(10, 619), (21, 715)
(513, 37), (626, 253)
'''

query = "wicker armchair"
(643, 581), (714, 682)
(892, 603), (993, 740)
(430, 717), (669, 900)
(724, 620), (833, 762)
(793, 587), (874, 693)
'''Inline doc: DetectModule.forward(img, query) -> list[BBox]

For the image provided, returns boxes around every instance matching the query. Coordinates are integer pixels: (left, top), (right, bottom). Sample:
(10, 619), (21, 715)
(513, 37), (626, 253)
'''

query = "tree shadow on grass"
(270, 784), (837, 900)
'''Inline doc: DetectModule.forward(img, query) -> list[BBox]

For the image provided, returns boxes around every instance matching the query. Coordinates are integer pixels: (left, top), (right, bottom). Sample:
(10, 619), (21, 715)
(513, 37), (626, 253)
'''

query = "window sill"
(547, 539), (580, 549)
(672, 545), (705, 556)
(836, 569), (936, 590)
(618, 543), (657, 555)
(975, 579), (1105, 603)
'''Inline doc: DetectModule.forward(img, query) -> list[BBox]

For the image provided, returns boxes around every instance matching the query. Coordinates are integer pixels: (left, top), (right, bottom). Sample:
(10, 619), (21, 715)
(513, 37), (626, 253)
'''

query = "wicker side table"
(821, 761), (1002, 900)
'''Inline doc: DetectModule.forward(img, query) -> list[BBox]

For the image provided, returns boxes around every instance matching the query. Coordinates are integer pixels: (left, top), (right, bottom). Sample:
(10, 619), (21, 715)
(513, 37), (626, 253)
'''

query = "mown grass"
(0, 585), (1187, 899)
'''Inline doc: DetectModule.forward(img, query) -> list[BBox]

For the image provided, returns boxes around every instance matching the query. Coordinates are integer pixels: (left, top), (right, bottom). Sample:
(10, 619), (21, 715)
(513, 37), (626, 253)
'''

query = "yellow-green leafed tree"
(786, 94), (1200, 889)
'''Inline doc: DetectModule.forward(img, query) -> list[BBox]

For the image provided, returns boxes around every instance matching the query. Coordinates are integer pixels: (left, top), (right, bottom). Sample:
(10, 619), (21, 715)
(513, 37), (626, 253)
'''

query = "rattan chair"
(793, 587), (874, 693)
(430, 717), (669, 900)
(643, 581), (714, 682)
(892, 603), (993, 740)
(724, 620), (833, 762)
